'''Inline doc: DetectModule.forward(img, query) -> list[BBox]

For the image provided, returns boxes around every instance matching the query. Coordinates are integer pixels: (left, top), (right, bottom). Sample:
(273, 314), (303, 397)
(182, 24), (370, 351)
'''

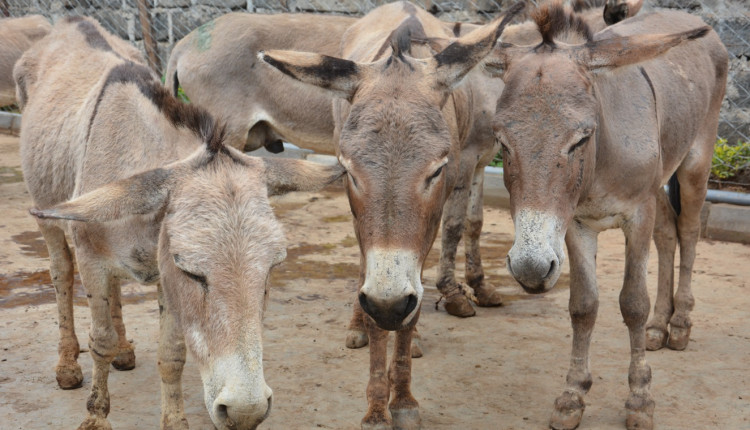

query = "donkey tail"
(668, 173), (681, 217)
(164, 42), (183, 97)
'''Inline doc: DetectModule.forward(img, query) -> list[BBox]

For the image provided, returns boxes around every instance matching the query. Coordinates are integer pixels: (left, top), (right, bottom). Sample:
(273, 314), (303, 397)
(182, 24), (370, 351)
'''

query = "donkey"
(260, 2), (522, 427)
(484, 3), (727, 429)
(17, 16), (343, 429)
(0, 15), (51, 106)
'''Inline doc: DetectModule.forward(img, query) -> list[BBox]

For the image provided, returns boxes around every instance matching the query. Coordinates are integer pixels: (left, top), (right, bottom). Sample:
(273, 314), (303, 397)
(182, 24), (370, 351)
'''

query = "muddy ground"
(0, 133), (748, 429)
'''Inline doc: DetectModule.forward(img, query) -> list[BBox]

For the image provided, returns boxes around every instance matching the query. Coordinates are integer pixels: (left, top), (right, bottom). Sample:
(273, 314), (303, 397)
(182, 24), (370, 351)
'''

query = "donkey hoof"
(666, 325), (691, 351)
(411, 337), (423, 359)
(391, 408), (421, 430)
(550, 391), (585, 430)
(112, 348), (136, 371)
(625, 393), (654, 430)
(77, 415), (113, 430)
(56, 363), (83, 390)
(444, 295), (475, 318)
(625, 410), (654, 430)
(161, 415), (189, 430)
(361, 420), (392, 430)
(645, 326), (668, 351)
(474, 285), (503, 307)
(346, 329), (369, 349)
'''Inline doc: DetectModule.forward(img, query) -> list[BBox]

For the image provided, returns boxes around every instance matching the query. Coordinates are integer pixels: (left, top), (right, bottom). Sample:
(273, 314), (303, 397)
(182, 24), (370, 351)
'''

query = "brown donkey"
(485, 3), (727, 430)
(261, 2), (522, 428)
(17, 17), (343, 430)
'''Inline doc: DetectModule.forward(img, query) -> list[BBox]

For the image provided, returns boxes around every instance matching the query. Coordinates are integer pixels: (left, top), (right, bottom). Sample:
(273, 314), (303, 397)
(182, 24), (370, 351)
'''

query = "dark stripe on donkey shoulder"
(91, 62), (235, 162)
(75, 19), (115, 53)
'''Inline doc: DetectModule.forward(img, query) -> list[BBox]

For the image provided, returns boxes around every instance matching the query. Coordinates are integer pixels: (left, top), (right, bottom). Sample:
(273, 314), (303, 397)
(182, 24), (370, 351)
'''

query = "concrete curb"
(0, 112), (21, 136)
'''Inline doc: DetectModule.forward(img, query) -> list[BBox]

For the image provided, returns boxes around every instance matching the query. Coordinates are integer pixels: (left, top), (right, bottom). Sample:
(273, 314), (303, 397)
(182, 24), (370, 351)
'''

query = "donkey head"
(485, 2), (709, 293)
(31, 128), (343, 430)
(260, 4), (522, 330)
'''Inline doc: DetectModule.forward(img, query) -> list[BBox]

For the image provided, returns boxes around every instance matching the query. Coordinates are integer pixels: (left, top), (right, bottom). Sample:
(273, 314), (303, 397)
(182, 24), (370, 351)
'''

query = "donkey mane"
(532, 2), (593, 46)
(92, 61), (231, 158)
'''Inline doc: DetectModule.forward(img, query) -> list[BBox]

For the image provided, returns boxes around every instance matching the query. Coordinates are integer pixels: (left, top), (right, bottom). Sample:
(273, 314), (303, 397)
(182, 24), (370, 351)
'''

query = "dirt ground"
(1, 132), (749, 430)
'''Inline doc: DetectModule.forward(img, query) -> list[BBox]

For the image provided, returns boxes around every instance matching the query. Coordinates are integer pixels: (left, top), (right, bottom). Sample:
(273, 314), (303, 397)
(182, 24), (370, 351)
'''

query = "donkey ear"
(263, 158), (345, 196)
(260, 50), (362, 99)
(30, 168), (174, 222)
(483, 43), (530, 78)
(582, 26), (710, 70)
(432, 2), (524, 89)
(603, 0), (644, 26)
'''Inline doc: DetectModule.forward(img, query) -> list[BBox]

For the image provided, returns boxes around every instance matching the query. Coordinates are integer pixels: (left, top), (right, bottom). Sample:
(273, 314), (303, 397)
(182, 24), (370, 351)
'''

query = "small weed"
(711, 138), (750, 180)
(160, 75), (191, 104)
(490, 150), (503, 168)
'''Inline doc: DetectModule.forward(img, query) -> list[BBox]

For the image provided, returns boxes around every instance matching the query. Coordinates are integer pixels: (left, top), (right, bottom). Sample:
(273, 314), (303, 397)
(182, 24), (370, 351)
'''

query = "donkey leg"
(346, 297), (369, 349)
(77, 263), (119, 430)
(667, 163), (709, 351)
(157, 283), (189, 430)
(646, 191), (677, 351)
(37, 220), (83, 389)
(621, 204), (656, 430)
(550, 222), (598, 430)
(347, 258), (369, 349)
(464, 168), (502, 307)
(389, 311), (421, 430)
(436, 166), (475, 317)
(110, 282), (136, 371)
(362, 316), (391, 430)
(410, 326), (423, 359)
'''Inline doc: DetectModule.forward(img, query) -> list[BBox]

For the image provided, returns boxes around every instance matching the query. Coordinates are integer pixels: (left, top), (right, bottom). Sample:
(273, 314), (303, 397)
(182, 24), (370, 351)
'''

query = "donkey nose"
(359, 291), (418, 330)
(506, 247), (559, 294)
(214, 389), (272, 430)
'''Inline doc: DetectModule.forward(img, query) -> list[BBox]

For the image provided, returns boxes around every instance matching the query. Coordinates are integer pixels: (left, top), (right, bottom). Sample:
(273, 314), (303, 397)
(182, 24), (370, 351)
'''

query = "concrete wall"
(4, 0), (750, 142)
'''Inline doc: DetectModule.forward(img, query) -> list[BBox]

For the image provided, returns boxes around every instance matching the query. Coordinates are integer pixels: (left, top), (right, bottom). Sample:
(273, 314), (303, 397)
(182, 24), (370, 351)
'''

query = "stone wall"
(4, 0), (750, 142)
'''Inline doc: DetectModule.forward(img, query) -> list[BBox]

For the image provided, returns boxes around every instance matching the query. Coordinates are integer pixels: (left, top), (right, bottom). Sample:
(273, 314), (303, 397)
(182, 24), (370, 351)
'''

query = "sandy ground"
(0, 133), (749, 430)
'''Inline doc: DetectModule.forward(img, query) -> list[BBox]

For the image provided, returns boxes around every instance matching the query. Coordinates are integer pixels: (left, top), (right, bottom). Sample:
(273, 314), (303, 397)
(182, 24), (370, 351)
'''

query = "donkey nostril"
(216, 403), (229, 422)
(358, 292), (372, 316)
(545, 259), (557, 280)
(402, 294), (418, 318)
(262, 395), (273, 421)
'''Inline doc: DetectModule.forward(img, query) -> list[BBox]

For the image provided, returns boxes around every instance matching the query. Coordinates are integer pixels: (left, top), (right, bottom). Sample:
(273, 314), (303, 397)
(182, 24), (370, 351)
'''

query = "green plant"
(711, 138), (750, 180)
(175, 86), (190, 104)
(490, 150), (503, 168)
(160, 75), (191, 104)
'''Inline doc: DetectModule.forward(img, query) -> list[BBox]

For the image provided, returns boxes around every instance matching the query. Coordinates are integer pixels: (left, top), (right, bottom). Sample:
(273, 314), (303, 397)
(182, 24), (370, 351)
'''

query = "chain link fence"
(1, 0), (749, 143)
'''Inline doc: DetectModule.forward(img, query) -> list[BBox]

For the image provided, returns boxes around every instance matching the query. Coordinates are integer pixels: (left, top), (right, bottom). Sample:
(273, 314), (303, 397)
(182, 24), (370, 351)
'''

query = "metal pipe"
(705, 189), (750, 206)
(484, 163), (750, 207)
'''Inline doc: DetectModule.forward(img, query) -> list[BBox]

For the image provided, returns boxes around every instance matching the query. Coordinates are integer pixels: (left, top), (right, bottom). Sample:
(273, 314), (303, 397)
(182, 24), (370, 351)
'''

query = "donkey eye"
(173, 254), (208, 291)
(347, 171), (358, 189)
(568, 136), (590, 155)
(427, 165), (444, 183)
(181, 269), (208, 290)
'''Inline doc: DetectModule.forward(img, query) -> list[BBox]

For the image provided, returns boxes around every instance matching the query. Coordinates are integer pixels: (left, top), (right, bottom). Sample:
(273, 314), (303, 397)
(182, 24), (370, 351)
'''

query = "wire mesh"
(1, 0), (749, 143)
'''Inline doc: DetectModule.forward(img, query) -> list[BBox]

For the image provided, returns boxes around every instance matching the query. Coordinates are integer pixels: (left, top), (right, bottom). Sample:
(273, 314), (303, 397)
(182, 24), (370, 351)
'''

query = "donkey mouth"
(506, 255), (558, 294)
(359, 292), (419, 331)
